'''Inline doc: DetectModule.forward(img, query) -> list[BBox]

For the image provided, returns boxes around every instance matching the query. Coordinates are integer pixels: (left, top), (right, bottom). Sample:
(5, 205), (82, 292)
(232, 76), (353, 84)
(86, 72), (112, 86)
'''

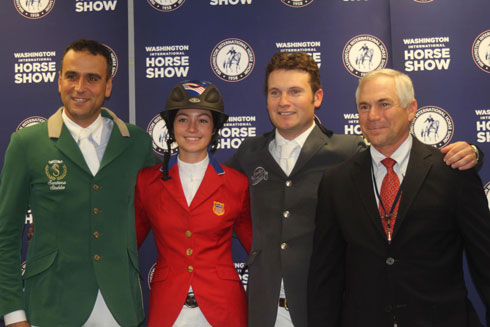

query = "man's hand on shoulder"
(440, 141), (478, 170)
(7, 321), (31, 327)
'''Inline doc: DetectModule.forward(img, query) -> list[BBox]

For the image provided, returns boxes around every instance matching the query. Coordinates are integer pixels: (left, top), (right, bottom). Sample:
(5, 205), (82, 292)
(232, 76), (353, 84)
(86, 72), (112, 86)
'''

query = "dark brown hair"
(264, 52), (321, 95)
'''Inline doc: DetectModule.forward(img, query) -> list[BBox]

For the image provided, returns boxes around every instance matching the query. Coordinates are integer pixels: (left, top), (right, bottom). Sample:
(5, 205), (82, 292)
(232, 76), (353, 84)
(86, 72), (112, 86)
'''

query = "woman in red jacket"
(135, 81), (252, 327)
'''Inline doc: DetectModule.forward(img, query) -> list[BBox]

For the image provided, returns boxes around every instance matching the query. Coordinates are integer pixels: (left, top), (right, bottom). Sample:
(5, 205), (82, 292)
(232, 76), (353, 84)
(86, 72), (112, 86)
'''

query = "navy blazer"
(308, 138), (490, 327)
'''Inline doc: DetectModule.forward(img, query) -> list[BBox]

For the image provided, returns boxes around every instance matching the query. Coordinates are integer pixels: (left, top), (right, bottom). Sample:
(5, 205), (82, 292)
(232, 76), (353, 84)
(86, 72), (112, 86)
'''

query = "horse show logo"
(410, 106), (454, 148)
(210, 38), (255, 82)
(147, 114), (178, 156)
(103, 44), (119, 77)
(485, 182), (490, 211)
(343, 34), (388, 78)
(472, 30), (490, 73)
(14, 0), (55, 19)
(16, 116), (47, 130)
(147, 0), (185, 12)
(280, 0), (314, 7)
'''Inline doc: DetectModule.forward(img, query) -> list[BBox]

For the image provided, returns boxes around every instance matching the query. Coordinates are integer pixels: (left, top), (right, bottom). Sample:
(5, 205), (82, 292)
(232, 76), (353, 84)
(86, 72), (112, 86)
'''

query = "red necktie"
(378, 158), (400, 243)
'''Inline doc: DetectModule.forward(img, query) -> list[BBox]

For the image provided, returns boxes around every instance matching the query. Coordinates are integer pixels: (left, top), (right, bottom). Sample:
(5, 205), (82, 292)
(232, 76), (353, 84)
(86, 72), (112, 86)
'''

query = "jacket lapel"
(260, 130), (285, 177)
(163, 164), (190, 212)
(99, 123), (130, 171)
(47, 107), (131, 176)
(291, 125), (327, 176)
(392, 138), (432, 238)
(191, 165), (224, 210)
(351, 150), (388, 240)
(54, 125), (91, 175)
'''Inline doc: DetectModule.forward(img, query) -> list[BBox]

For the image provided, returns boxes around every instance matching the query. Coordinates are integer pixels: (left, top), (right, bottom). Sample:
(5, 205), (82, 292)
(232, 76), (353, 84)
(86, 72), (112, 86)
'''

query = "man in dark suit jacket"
(227, 53), (480, 327)
(0, 40), (154, 327)
(308, 68), (490, 327)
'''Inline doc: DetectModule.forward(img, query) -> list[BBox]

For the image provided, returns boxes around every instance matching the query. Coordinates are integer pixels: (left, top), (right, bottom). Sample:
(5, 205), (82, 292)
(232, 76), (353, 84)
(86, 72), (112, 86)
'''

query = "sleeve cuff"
(4, 310), (27, 325)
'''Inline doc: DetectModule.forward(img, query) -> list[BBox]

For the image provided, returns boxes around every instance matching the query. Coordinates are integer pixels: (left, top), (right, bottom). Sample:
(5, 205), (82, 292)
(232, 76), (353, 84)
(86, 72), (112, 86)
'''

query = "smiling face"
(357, 74), (417, 157)
(173, 108), (214, 163)
(266, 69), (323, 140)
(58, 49), (112, 127)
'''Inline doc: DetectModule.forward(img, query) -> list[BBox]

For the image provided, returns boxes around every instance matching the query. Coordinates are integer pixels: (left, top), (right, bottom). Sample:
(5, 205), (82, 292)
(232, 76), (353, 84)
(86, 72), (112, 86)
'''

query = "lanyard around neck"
(371, 162), (404, 220)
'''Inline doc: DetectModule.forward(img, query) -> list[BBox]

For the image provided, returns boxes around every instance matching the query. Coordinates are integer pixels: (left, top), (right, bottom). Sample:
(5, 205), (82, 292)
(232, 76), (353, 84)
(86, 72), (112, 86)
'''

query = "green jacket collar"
(48, 107), (130, 139)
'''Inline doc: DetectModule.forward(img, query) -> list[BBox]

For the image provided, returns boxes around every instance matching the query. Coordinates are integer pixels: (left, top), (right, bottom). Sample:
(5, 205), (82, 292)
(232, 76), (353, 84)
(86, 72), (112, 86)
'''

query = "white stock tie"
(79, 129), (100, 176)
(280, 142), (296, 176)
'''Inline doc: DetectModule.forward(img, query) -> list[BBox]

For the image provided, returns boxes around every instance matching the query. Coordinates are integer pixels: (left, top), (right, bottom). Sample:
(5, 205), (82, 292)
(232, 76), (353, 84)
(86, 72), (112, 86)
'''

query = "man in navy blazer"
(308, 68), (490, 326)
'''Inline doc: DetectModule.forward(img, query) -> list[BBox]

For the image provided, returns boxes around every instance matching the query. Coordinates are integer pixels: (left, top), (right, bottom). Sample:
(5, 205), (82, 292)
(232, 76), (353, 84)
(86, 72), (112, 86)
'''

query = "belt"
(279, 298), (288, 311)
(185, 292), (198, 308)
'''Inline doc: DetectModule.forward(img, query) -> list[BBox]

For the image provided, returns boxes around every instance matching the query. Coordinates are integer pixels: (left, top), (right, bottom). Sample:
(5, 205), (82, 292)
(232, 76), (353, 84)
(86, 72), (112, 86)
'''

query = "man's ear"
(407, 99), (418, 122)
(313, 88), (324, 109)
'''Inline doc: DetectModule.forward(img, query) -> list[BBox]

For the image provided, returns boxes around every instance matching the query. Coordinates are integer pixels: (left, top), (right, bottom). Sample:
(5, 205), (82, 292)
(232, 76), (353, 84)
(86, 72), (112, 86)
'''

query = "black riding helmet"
(160, 80), (229, 181)
(161, 80), (228, 132)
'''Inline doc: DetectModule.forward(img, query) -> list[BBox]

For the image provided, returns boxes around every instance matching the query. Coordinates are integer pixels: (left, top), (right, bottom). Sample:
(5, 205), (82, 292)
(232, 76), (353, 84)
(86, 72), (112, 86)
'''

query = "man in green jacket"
(0, 39), (154, 327)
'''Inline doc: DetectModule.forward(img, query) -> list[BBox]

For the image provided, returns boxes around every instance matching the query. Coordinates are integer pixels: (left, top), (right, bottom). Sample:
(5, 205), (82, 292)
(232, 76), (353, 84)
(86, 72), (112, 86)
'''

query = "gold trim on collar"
(48, 107), (130, 138)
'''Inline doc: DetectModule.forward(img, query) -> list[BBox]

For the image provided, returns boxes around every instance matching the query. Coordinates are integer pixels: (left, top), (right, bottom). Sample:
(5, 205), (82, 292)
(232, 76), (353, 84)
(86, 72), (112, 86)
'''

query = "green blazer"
(0, 108), (154, 327)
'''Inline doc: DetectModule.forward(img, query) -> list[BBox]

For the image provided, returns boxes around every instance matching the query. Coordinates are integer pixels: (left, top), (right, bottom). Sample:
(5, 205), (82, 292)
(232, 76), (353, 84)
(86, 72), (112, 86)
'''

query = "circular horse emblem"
(13, 0), (55, 19)
(280, 0), (314, 7)
(472, 30), (490, 73)
(410, 106), (454, 148)
(485, 182), (490, 211)
(16, 116), (47, 131)
(343, 34), (388, 78)
(210, 38), (255, 82)
(103, 44), (119, 77)
(146, 114), (178, 156)
(147, 0), (185, 12)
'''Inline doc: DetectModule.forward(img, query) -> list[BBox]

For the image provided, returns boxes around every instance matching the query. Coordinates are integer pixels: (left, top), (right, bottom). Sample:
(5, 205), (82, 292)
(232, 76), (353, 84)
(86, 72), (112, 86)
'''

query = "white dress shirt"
(178, 155), (209, 207)
(62, 110), (113, 167)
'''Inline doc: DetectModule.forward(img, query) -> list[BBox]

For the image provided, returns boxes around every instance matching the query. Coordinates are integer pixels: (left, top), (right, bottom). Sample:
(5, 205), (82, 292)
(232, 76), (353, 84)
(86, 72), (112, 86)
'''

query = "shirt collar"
(178, 154), (210, 173)
(62, 109), (104, 145)
(370, 134), (412, 169)
(274, 121), (315, 148)
(167, 151), (224, 175)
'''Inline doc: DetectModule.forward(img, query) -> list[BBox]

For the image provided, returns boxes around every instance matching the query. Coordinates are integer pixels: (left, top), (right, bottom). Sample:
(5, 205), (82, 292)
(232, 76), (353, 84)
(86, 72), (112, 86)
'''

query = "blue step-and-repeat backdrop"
(0, 0), (489, 325)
